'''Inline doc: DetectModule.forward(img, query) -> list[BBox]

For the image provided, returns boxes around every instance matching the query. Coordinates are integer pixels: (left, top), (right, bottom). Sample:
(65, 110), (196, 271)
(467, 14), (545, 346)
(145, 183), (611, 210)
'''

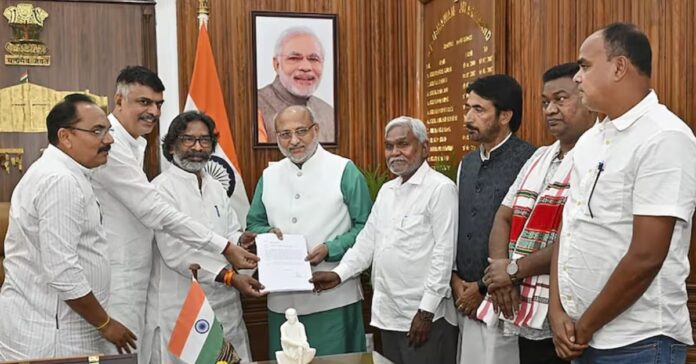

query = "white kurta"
(333, 162), (458, 331)
(142, 163), (251, 363)
(0, 145), (110, 359)
(91, 114), (229, 353)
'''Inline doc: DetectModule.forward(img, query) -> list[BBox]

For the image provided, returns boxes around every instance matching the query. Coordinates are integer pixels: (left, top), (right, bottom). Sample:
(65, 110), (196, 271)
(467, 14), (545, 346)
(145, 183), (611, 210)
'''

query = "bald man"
(247, 105), (371, 357)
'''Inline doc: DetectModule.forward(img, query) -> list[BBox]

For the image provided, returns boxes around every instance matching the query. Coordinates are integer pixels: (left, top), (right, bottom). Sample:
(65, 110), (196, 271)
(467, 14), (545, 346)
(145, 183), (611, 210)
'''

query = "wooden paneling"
(505, 0), (696, 150)
(0, 0), (159, 200)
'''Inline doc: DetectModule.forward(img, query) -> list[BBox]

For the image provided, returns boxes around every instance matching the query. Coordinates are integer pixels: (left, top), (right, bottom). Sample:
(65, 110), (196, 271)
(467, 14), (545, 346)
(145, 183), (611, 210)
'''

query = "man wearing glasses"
(0, 95), (136, 359)
(257, 26), (335, 143)
(92, 66), (258, 357)
(247, 105), (372, 357)
(142, 111), (264, 364)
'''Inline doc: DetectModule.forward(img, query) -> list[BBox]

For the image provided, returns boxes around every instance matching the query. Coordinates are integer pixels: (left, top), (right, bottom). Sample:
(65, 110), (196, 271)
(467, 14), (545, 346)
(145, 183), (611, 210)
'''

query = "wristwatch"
(506, 259), (519, 282)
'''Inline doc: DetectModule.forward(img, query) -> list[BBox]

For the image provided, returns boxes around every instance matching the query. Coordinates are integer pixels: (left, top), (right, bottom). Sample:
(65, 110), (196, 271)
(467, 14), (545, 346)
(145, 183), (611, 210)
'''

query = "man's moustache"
(98, 145), (111, 153)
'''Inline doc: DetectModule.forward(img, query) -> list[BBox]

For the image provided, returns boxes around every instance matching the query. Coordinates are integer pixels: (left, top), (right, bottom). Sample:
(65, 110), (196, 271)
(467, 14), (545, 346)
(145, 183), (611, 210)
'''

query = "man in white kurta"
(0, 95), (135, 359)
(142, 111), (253, 363)
(92, 67), (257, 358)
(247, 105), (372, 357)
(312, 116), (458, 364)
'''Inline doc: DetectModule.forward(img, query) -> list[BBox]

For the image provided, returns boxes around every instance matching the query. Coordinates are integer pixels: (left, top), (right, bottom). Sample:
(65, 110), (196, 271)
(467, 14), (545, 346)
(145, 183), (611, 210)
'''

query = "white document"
(256, 233), (314, 293)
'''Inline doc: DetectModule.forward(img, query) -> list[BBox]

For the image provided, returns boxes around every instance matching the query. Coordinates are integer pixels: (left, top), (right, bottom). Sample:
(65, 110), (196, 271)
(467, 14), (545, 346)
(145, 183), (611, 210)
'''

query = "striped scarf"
(477, 142), (571, 329)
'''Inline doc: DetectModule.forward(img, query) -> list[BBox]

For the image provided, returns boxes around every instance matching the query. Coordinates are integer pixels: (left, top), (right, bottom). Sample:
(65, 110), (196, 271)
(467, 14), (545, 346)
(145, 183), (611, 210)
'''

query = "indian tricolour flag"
(168, 279), (223, 364)
(185, 13), (250, 227)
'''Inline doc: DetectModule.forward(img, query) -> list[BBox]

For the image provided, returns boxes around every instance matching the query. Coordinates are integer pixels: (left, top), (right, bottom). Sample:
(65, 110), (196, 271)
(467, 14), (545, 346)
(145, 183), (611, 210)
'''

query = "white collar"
(480, 132), (512, 161)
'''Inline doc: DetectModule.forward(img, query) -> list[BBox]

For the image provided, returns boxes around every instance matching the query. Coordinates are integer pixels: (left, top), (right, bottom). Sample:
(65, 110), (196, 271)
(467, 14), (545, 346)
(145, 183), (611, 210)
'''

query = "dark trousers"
(519, 336), (569, 364)
(380, 318), (458, 364)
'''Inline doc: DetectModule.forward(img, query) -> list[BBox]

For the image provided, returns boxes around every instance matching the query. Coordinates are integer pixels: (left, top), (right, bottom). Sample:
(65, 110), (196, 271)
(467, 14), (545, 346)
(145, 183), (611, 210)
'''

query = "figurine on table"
(276, 308), (316, 364)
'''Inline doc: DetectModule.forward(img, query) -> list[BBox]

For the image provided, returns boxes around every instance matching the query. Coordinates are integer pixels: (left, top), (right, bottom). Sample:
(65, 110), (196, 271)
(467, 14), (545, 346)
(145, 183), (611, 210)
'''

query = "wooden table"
(251, 351), (393, 364)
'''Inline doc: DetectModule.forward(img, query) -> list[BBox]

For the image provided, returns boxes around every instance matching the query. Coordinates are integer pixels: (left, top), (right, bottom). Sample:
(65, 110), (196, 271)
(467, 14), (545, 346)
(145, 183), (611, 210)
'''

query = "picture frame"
(251, 11), (338, 147)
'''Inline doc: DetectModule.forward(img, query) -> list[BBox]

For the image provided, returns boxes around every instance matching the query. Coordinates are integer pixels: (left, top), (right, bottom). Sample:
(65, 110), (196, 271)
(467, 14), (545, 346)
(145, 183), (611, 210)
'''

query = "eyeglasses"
(67, 126), (113, 139)
(276, 123), (316, 140)
(177, 135), (213, 147)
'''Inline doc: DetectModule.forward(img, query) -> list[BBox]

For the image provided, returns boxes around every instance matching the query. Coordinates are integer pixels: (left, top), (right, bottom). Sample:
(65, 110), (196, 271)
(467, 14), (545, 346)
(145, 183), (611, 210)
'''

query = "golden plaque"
(3, 3), (50, 66)
(0, 82), (108, 133)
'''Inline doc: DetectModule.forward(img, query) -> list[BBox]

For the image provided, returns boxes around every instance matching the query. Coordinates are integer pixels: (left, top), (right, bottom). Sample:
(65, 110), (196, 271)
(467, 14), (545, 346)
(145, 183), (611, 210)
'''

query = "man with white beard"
(142, 111), (265, 364)
(257, 27), (335, 143)
(247, 105), (372, 357)
(311, 116), (459, 364)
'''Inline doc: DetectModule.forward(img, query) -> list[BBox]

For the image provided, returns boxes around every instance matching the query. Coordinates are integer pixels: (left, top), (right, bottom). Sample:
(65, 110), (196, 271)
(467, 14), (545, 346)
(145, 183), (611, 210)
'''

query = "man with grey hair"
(247, 105), (371, 357)
(257, 26), (335, 143)
(312, 116), (459, 364)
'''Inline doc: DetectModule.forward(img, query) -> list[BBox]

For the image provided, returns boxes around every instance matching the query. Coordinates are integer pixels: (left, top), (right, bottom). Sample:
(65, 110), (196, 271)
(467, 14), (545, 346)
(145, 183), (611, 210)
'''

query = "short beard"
(278, 137), (319, 164)
(278, 72), (318, 98)
(173, 153), (209, 173)
(387, 157), (419, 177)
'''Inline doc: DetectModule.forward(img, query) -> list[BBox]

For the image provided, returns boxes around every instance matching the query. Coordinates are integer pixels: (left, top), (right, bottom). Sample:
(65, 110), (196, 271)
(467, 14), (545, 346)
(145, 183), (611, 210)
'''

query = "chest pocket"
(588, 172), (625, 220)
(396, 213), (429, 250)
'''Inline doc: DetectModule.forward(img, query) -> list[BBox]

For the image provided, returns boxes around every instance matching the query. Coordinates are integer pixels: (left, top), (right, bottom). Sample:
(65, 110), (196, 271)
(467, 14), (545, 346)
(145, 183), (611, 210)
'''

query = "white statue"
(275, 308), (316, 364)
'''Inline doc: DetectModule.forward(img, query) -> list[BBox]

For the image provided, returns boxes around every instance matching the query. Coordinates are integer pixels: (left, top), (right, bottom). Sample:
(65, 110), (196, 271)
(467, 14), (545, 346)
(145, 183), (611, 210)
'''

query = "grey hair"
(274, 26), (325, 59)
(115, 82), (130, 99)
(385, 116), (428, 143)
(273, 105), (317, 129)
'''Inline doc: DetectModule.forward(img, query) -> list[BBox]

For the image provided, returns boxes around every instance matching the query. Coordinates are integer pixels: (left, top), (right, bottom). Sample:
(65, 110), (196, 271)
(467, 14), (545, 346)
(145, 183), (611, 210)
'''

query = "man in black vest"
(451, 74), (536, 364)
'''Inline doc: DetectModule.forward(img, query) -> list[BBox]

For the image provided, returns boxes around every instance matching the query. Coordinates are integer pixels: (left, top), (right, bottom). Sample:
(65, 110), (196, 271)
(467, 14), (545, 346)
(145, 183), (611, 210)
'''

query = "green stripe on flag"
(194, 318), (224, 364)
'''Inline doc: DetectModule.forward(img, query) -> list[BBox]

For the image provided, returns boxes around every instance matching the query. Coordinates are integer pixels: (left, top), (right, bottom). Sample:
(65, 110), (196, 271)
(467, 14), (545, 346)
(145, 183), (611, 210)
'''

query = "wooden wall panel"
(0, 0), (159, 201)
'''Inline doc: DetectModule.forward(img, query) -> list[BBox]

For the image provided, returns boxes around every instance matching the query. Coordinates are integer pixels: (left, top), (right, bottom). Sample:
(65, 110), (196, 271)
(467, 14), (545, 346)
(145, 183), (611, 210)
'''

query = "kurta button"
(466, 233), (472, 239)
(295, 193), (300, 199)
(471, 209), (477, 216)
(475, 185), (481, 193)
(292, 217), (297, 223)
(297, 171), (302, 177)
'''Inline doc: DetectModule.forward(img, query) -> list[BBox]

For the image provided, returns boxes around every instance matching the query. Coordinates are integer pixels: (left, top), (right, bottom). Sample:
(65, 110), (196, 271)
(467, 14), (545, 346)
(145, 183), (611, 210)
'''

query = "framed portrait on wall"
(252, 11), (338, 147)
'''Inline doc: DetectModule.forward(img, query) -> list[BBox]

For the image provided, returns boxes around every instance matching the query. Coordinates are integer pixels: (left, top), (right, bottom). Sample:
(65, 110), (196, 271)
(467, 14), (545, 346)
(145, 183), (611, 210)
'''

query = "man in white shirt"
(312, 116), (458, 364)
(0, 95), (135, 359)
(143, 111), (263, 364)
(550, 22), (696, 363)
(91, 66), (258, 357)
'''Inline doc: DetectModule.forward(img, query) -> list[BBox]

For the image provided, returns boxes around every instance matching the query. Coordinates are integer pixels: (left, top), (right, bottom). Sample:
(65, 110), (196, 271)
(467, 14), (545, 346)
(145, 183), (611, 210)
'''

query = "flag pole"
(188, 264), (201, 281)
(197, 0), (209, 26)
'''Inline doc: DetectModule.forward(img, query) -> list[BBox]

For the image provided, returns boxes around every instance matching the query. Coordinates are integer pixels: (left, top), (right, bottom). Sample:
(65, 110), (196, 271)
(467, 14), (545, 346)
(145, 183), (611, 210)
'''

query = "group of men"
(1, 21), (695, 364)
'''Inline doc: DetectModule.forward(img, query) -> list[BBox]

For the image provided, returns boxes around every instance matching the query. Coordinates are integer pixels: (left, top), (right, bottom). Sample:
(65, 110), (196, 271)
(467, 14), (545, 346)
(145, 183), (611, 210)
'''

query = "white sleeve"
(37, 175), (92, 300)
(419, 182), (458, 313)
(93, 145), (228, 254)
(333, 192), (381, 282)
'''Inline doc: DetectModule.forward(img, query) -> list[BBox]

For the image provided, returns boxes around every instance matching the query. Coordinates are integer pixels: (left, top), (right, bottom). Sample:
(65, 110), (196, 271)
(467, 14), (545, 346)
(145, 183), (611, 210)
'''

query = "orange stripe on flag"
(168, 280), (206, 356)
(188, 24), (242, 173)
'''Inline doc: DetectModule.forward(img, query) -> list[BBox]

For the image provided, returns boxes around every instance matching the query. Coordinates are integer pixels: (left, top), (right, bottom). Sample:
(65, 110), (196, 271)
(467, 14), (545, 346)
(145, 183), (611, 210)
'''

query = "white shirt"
(91, 114), (229, 351)
(334, 162), (458, 331)
(558, 91), (696, 348)
(142, 162), (250, 364)
(0, 145), (109, 359)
